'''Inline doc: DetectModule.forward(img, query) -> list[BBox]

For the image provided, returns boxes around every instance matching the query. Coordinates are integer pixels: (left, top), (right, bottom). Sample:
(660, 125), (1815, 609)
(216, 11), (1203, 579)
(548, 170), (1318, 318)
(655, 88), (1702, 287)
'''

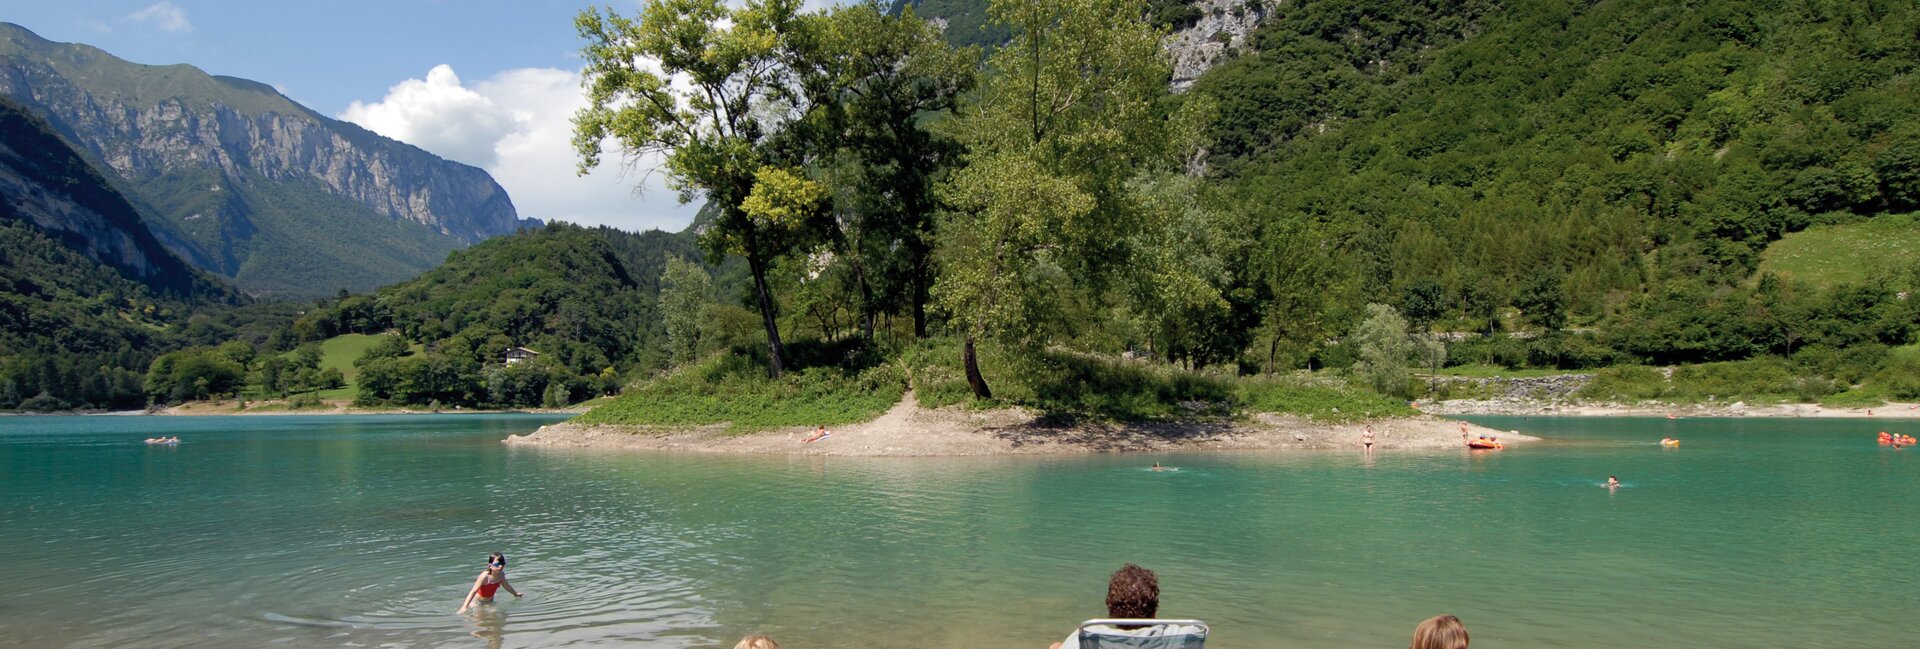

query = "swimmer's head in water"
(488, 552), (506, 569)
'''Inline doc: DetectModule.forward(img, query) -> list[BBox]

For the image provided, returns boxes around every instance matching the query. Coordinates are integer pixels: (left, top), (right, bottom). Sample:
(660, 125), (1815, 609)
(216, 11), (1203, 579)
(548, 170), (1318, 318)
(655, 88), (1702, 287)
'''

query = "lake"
(1, 414), (1914, 648)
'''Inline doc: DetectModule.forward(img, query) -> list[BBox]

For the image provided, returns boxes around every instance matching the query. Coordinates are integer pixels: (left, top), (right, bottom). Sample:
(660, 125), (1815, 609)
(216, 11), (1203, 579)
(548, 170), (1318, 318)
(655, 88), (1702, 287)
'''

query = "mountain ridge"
(0, 22), (532, 297)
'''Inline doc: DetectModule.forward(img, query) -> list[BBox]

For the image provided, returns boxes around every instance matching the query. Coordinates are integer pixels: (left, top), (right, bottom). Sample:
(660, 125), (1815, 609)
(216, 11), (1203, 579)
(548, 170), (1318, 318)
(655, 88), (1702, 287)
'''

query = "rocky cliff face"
(1166, 0), (1277, 91)
(0, 96), (207, 297)
(0, 23), (525, 296)
(11, 83), (519, 244)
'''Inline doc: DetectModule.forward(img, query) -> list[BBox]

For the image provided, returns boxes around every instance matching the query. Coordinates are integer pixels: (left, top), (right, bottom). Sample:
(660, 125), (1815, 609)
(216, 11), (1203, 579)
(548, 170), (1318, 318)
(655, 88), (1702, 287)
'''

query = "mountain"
(0, 95), (245, 410)
(0, 22), (530, 298)
(894, 0), (1273, 88)
(0, 95), (208, 297)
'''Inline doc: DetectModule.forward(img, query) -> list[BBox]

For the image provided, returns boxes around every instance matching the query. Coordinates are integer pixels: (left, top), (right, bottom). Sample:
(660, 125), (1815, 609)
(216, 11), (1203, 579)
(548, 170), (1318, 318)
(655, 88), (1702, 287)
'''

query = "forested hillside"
(0, 97), (251, 410)
(267, 223), (737, 409)
(1195, 0), (1920, 367)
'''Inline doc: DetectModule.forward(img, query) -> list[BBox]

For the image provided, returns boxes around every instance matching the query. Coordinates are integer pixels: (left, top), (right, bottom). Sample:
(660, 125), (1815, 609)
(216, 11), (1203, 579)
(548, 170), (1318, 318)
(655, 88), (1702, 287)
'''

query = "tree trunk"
(910, 248), (931, 339)
(963, 334), (992, 399)
(747, 250), (787, 378)
(856, 264), (876, 340)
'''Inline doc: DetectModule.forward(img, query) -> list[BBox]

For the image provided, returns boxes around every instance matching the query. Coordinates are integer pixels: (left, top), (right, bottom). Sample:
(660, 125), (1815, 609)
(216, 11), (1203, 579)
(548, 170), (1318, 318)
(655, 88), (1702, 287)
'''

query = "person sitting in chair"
(1049, 564), (1205, 649)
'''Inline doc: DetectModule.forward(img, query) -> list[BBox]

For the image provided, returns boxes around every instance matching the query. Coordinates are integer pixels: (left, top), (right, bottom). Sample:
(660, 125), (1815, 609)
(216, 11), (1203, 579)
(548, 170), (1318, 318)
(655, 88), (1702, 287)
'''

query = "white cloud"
(341, 65), (701, 232)
(339, 65), (513, 168)
(129, 2), (192, 33)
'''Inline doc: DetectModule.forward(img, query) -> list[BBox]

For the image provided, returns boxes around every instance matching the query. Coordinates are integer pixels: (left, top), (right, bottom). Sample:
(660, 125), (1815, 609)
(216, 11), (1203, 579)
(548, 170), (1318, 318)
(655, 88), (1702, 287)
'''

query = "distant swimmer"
(802, 426), (830, 444)
(1607, 476), (1620, 489)
(458, 552), (522, 614)
(1151, 462), (1167, 472)
(1666, 412), (1677, 420)
(1660, 436), (1679, 447)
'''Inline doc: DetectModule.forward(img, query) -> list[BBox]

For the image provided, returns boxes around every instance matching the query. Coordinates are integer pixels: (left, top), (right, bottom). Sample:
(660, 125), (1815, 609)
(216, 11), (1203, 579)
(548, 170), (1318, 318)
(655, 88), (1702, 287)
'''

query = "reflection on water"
(2, 415), (1917, 649)
(469, 606), (508, 649)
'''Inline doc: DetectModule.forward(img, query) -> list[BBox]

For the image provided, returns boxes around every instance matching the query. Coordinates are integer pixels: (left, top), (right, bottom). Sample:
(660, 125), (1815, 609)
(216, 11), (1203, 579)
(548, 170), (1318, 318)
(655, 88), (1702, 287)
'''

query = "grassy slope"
(260, 333), (392, 400)
(1757, 214), (1920, 287)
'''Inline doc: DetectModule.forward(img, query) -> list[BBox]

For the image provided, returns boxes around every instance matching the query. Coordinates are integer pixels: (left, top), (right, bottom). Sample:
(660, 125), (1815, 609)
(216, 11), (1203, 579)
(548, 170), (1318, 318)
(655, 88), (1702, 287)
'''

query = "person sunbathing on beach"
(802, 426), (830, 443)
(458, 552), (522, 614)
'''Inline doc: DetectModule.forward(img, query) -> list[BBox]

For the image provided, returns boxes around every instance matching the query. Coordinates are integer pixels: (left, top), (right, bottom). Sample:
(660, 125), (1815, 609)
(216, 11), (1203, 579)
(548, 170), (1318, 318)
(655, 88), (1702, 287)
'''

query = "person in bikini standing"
(458, 552), (522, 614)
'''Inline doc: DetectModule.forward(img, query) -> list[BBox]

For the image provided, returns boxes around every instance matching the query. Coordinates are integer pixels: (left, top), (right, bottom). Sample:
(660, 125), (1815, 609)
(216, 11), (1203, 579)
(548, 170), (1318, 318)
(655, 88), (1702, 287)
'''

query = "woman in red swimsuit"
(458, 552), (522, 614)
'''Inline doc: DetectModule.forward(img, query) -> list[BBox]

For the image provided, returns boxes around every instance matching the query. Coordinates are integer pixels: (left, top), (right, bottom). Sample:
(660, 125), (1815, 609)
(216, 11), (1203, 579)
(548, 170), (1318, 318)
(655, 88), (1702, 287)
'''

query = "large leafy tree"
(573, 0), (817, 377)
(934, 0), (1206, 398)
(786, 2), (975, 339)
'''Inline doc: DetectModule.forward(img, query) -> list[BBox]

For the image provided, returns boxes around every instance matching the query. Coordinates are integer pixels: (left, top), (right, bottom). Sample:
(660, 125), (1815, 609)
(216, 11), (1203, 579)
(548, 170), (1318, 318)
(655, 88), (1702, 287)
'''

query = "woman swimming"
(458, 552), (522, 614)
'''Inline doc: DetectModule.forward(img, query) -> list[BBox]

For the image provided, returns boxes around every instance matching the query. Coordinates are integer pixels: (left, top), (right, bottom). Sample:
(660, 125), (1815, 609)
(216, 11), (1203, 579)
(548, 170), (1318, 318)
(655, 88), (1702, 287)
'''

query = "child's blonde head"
(1410, 614), (1469, 649)
(734, 634), (779, 649)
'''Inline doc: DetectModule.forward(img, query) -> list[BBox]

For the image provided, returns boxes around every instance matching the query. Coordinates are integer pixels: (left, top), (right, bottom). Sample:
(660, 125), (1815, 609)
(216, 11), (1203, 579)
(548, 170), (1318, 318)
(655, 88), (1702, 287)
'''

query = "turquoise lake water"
(1, 414), (1916, 648)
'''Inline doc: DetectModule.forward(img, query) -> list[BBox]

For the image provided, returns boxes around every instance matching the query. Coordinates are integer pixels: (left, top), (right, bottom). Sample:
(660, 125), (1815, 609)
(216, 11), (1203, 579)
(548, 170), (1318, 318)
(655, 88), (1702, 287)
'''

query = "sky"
(5, 1), (841, 232)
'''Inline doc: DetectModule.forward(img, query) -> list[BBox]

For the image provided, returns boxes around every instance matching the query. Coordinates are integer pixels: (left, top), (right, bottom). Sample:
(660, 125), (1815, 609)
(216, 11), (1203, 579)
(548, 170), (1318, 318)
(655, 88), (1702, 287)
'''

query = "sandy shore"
(1423, 399), (1920, 419)
(503, 392), (1532, 456)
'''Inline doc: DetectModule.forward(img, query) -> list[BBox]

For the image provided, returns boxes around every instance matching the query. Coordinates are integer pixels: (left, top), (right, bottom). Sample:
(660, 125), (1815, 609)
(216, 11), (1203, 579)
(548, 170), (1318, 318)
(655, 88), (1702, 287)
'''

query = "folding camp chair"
(1071, 618), (1209, 649)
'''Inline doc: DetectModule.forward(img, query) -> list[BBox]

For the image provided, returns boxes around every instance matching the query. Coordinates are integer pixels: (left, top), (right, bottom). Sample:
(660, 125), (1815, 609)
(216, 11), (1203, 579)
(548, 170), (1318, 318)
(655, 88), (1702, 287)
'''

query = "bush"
(573, 348), (906, 432)
(1238, 375), (1416, 422)
(1868, 349), (1920, 399)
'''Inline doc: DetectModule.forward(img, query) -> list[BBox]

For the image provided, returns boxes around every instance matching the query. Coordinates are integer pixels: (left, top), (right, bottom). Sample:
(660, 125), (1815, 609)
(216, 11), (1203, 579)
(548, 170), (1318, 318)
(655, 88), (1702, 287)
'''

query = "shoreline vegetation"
(505, 391), (1535, 456)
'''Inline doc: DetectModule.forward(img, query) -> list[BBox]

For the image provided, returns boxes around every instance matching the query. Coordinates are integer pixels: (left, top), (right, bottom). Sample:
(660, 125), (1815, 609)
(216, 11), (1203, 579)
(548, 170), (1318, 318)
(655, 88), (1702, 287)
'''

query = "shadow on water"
(988, 419), (1239, 450)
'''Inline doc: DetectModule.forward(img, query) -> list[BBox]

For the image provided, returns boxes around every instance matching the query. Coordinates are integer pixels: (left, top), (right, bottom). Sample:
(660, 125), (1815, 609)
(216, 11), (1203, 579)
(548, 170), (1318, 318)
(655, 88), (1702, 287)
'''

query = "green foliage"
(575, 343), (905, 431)
(1199, 0), (1920, 348)
(145, 348), (246, 404)
(1237, 375), (1417, 422)
(1758, 213), (1920, 287)
(660, 255), (716, 366)
(892, 0), (1014, 48)
(575, 0), (825, 377)
(1513, 272), (1569, 332)
(935, 0), (1207, 397)
(1579, 360), (1845, 404)
(1349, 304), (1414, 398)
(0, 97), (246, 411)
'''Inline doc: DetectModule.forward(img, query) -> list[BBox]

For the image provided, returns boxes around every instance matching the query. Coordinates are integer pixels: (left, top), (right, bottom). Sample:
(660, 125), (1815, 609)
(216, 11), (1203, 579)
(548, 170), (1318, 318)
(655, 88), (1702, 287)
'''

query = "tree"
(1457, 272), (1503, 335)
(317, 367), (345, 390)
(357, 335), (411, 366)
(935, 0), (1203, 398)
(788, 2), (976, 338)
(1350, 304), (1414, 398)
(1254, 218), (1347, 372)
(1400, 279), (1447, 333)
(659, 256), (715, 364)
(574, 0), (816, 377)
(1514, 270), (1569, 332)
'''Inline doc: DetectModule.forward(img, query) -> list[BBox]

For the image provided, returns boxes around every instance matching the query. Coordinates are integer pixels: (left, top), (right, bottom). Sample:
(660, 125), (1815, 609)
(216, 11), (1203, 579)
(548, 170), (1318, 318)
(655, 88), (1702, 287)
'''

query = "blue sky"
(4, 1), (858, 232)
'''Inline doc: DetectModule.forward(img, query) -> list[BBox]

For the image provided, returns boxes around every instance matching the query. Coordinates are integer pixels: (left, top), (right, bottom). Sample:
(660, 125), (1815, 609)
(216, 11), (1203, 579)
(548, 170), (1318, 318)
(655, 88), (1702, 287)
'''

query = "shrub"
(1238, 375), (1416, 422)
